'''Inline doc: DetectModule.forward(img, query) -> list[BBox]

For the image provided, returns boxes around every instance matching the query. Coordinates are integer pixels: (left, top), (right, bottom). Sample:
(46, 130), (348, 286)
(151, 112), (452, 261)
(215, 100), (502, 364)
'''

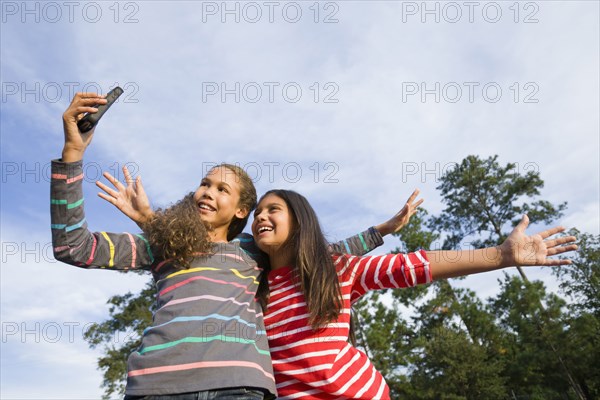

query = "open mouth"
(198, 202), (216, 212)
(257, 226), (273, 234)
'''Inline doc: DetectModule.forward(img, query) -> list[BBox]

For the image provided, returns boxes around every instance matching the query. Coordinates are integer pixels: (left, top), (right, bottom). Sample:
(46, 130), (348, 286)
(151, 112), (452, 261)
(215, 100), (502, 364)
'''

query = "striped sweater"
(50, 160), (277, 396)
(265, 251), (431, 399)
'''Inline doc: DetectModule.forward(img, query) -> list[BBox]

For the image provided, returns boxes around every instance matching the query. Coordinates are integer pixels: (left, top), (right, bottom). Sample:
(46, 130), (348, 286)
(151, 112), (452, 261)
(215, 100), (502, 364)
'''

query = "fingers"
(135, 175), (146, 196)
(102, 171), (126, 191)
(413, 198), (424, 209)
(73, 92), (107, 99)
(542, 258), (572, 266)
(123, 166), (135, 185)
(403, 199), (424, 218)
(544, 235), (577, 248)
(71, 92), (107, 106)
(96, 180), (119, 198)
(77, 97), (107, 106)
(98, 168), (142, 193)
(403, 190), (423, 213)
(406, 189), (421, 204)
(514, 214), (530, 233)
(538, 225), (566, 240)
(97, 191), (117, 205)
(64, 94), (108, 124)
(546, 244), (578, 256)
(68, 93), (107, 110)
(73, 105), (100, 117)
(76, 98), (105, 114)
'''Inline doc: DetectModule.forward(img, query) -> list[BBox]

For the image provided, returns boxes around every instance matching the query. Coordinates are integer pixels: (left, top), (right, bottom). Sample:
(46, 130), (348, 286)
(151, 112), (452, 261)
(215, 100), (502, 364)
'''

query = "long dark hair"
(260, 189), (343, 329)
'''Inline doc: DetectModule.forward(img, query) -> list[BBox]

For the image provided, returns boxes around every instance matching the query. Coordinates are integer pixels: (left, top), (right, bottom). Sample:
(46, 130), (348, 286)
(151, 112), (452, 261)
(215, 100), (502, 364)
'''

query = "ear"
(235, 207), (249, 220)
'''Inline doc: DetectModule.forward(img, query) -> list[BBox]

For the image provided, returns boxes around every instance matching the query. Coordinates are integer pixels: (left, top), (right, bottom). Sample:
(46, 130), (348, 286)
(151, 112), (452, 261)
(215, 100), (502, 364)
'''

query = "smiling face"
(193, 166), (248, 242)
(252, 193), (295, 267)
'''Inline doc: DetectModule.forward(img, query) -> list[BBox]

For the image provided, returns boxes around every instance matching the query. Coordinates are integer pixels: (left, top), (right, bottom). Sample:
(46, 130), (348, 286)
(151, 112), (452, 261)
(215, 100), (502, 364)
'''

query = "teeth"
(258, 226), (273, 233)
(199, 204), (215, 211)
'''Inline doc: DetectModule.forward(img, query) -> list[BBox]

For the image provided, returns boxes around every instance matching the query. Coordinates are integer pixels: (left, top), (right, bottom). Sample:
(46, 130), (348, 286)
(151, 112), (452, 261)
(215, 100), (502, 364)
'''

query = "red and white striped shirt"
(265, 251), (431, 399)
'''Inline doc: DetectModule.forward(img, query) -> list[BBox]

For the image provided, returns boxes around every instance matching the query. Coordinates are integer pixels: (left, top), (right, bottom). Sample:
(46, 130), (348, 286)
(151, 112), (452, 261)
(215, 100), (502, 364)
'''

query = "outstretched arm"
(329, 189), (423, 256)
(429, 215), (577, 280)
(52, 93), (154, 270)
(374, 189), (423, 236)
(344, 215), (577, 304)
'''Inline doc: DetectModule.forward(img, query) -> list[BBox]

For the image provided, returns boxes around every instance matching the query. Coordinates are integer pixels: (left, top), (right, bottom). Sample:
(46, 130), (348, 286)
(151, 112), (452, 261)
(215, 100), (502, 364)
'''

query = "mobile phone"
(77, 86), (124, 133)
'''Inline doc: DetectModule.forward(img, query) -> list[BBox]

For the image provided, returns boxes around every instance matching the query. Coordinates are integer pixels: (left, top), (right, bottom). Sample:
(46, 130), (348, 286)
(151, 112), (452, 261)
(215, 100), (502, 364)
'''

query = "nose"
(201, 186), (215, 199)
(194, 185), (214, 202)
(254, 210), (267, 222)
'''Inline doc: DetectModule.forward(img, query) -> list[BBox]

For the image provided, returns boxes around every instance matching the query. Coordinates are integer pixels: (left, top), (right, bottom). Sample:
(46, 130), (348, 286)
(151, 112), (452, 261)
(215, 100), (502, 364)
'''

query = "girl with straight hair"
(249, 189), (576, 399)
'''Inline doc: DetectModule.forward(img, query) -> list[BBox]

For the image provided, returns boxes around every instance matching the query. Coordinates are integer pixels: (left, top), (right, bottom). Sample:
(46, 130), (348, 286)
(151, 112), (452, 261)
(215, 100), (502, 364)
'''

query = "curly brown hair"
(142, 164), (258, 270)
(142, 192), (212, 269)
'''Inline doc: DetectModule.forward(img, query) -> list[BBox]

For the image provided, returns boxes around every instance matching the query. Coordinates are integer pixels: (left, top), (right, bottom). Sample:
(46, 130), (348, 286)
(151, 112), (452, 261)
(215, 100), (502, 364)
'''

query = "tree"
(553, 229), (600, 317)
(358, 154), (575, 399)
(83, 279), (155, 398)
(490, 275), (574, 399)
(85, 154), (586, 398)
(408, 326), (507, 400)
(559, 312), (600, 399)
(401, 278), (509, 400)
(430, 155), (566, 250)
(353, 208), (439, 395)
(552, 230), (600, 399)
(426, 154), (586, 399)
(355, 207), (509, 398)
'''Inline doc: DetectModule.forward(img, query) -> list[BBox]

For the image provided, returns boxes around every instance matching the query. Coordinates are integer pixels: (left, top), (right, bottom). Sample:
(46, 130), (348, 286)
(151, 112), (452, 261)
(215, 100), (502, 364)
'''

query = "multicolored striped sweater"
(265, 251), (432, 399)
(50, 159), (386, 397)
(50, 159), (277, 396)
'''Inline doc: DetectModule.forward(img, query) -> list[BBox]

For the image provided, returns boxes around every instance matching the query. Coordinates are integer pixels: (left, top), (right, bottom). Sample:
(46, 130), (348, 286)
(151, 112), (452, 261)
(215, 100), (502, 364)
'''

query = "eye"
(200, 181), (208, 187)
(219, 186), (229, 193)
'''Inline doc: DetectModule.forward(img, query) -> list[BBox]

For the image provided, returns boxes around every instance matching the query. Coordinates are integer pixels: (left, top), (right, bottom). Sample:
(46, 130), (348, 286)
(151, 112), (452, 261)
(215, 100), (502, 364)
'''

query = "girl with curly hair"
(52, 92), (407, 399)
(52, 92), (274, 399)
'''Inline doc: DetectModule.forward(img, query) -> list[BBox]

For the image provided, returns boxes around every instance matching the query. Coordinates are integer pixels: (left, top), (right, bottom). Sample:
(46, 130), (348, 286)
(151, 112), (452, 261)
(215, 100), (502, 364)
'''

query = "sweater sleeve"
(50, 159), (154, 270)
(328, 227), (384, 256)
(334, 250), (432, 303)
(234, 233), (269, 270)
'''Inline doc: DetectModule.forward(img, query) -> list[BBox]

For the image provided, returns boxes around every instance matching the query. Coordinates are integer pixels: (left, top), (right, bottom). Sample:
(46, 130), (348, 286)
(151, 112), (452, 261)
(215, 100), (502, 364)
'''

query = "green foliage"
(83, 280), (155, 398)
(553, 229), (600, 317)
(552, 230), (600, 399)
(400, 280), (509, 399)
(354, 292), (414, 376)
(430, 155), (566, 249)
(85, 154), (597, 400)
(391, 208), (438, 306)
(408, 327), (507, 400)
(560, 312), (600, 399)
(393, 208), (440, 253)
(356, 154), (591, 399)
(489, 275), (575, 398)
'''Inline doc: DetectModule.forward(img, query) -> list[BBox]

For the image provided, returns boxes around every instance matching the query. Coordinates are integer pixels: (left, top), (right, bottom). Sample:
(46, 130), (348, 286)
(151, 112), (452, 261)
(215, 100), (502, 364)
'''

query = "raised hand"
(96, 165), (154, 227)
(499, 215), (578, 267)
(61, 92), (107, 162)
(375, 189), (424, 236)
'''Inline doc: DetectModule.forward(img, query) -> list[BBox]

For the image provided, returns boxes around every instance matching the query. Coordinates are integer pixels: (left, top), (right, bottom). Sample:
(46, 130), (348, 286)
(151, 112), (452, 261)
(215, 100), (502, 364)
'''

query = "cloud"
(1, 221), (148, 399)
(1, 1), (598, 397)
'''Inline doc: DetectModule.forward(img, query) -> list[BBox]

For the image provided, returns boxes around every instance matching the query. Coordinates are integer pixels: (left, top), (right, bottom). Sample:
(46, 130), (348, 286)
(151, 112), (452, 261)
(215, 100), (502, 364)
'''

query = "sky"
(1, 1), (599, 398)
